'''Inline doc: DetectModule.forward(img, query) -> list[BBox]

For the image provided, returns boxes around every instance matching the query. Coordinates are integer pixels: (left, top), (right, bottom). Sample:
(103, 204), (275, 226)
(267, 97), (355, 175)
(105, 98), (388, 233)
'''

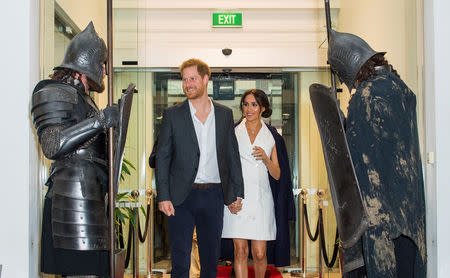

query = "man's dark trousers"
(168, 186), (224, 278)
(156, 101), (244, 277)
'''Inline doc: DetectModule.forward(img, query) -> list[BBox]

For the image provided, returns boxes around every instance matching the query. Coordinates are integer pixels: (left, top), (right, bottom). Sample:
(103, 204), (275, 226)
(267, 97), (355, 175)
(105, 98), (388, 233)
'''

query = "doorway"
(113, 67), (339, 274)
(152, 70), (299, 267)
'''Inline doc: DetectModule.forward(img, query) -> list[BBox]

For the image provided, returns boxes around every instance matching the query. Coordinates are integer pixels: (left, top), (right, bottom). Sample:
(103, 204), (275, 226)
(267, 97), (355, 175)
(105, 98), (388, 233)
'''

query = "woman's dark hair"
(355, 53), (400, 86)
(240, 89), (272, 118)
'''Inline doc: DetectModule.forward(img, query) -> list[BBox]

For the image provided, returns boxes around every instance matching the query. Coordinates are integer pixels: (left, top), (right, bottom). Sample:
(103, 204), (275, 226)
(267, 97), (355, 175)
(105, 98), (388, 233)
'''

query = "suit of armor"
(346, 69), (426, 277)
(328, 29), (426, 278)
(31, 22), (116, 276)
(31, 80), (112, 275)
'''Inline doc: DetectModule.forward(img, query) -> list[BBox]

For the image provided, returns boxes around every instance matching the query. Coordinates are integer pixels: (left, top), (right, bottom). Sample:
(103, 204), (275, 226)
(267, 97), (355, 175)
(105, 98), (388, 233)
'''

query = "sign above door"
(212, 12), (242, 28)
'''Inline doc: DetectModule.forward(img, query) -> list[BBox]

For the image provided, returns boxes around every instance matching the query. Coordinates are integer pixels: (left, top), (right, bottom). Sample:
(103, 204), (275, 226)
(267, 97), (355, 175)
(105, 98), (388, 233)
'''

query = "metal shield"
(113, 83), (136, 197)
(309, 83), (369, 248)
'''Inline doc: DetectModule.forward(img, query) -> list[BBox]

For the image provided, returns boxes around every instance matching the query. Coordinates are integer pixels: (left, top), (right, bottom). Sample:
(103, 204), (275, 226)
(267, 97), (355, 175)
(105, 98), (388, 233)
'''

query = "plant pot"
(115, 249), (126, 278)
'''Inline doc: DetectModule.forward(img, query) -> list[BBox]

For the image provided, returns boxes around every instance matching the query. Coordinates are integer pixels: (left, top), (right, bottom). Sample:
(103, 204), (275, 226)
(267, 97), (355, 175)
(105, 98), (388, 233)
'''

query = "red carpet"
(217, 266), (233, 277)
(217, 266), (282, 278)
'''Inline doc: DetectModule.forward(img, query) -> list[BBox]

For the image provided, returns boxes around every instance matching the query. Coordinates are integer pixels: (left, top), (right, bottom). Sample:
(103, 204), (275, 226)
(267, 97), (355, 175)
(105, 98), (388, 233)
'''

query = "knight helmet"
(327, 29), (385, 91)
(55, 21), (107, 92)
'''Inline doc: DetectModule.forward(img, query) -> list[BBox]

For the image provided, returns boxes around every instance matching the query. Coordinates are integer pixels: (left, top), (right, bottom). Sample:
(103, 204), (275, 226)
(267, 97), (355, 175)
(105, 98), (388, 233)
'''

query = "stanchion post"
(301, 189), (308, 274)
(317, 189), (326, 278)
(146, 189), (163, 278)
(131, 190), (140, 278)
(292, 188), (318, 278)
(146, 189), (152, 276)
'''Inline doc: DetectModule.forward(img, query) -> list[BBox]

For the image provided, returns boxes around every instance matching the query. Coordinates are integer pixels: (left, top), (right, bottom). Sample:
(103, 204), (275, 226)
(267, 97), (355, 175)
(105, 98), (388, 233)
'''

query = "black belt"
(192, 183), (221, 189)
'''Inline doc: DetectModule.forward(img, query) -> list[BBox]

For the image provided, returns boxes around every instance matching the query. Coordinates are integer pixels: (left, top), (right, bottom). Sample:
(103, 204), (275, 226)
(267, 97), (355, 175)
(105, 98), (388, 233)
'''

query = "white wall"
(113, 0), (341, 68)
(424, 0), (450, 277)
(0, 0), (40, 277)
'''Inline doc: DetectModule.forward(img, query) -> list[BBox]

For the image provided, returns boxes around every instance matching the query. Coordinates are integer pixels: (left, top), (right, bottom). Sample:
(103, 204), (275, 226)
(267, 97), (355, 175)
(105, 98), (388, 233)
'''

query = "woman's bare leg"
(251, 240), (267, 278)
(233, 238), (249, 278)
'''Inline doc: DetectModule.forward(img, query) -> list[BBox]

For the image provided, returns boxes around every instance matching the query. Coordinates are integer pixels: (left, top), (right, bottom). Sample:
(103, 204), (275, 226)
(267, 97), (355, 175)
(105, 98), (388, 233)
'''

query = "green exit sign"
(212, 13), (242, 27)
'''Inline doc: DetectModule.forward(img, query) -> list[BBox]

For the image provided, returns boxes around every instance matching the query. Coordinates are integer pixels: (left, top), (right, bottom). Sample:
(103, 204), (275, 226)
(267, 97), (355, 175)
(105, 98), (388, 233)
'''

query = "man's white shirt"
(188, 98), (221, 183)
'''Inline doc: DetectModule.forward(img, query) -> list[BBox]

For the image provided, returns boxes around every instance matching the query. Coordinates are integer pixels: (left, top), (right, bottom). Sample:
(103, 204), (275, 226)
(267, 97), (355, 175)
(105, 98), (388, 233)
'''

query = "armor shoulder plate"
(31, 82), (78, 136)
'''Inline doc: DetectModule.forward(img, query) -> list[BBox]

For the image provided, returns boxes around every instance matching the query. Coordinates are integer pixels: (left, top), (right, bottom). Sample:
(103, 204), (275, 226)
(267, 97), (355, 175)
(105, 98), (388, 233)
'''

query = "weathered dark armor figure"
(31, 22), (117, 276)
(328, 30), (426, 278)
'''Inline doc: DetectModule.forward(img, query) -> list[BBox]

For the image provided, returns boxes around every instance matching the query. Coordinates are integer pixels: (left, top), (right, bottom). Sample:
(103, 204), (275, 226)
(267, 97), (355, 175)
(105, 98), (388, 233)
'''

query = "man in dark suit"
(155, 58), (244, 278)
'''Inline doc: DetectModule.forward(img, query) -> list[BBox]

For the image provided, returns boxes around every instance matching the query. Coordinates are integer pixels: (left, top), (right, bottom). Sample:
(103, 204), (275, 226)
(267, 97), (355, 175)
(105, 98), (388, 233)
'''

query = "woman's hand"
(252, 146), (269, 164)
(254, 145), (280, 180)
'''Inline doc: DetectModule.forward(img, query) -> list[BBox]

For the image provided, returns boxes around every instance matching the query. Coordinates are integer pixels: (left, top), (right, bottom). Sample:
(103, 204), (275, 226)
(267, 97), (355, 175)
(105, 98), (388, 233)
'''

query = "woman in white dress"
(222, 89), (280, 278)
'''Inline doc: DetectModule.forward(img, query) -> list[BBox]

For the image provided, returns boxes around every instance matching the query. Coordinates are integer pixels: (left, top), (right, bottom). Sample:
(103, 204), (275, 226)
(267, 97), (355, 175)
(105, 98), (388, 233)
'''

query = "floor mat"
(217, 266), (283, 278)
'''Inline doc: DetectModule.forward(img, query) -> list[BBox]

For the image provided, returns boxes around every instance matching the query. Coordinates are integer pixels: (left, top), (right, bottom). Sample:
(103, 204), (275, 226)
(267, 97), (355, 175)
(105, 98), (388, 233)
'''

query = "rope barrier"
(303, 202), (319, 241)
(122, 188), (340, 271)
(301, 191), (340, 269)
(116, 202), (152, 270)
(137, 204), (151, 243)
(124, 219), (133, 269)
(318, 208), (339, 268)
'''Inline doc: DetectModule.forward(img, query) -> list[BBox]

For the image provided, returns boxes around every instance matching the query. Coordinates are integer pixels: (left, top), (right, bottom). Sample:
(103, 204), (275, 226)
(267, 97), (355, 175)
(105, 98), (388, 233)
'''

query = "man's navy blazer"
(155, 99), (244, 206)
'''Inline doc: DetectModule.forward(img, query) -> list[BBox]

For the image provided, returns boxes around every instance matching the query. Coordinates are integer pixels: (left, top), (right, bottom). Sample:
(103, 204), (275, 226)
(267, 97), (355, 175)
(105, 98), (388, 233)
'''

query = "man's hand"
(227, 198), (243, 214)
(158, 200), (175, 216)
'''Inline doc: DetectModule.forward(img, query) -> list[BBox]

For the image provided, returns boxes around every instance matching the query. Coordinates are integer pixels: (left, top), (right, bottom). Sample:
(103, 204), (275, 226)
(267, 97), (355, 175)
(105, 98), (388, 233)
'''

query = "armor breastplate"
(32, 80), (109, 250)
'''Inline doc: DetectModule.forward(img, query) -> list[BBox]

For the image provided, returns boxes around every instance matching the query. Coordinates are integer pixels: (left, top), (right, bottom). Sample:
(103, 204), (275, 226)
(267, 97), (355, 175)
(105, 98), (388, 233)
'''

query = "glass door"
(152, 71), (299, 268)
(113, 68), (340, 275)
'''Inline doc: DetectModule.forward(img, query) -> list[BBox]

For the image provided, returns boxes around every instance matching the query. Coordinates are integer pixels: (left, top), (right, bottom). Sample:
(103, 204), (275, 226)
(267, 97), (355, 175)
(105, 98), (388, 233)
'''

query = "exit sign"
(212, 13), (242, 27)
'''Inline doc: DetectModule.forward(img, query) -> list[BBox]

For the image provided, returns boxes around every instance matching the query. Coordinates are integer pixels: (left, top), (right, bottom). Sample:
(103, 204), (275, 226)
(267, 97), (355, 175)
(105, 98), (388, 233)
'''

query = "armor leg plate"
(51, 164), (108, 250)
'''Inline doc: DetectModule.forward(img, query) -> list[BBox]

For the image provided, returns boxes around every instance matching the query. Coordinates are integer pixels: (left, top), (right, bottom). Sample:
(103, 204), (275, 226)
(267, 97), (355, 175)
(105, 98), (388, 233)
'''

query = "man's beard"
(184, 85), (204, 99)
(98, 79), (105, 93)
(88, 78), (105, 93)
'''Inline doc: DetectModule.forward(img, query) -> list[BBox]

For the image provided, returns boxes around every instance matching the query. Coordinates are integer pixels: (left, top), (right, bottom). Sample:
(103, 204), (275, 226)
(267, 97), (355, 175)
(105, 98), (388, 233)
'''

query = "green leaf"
(123, 158), (136, 170)
(122, 164), (131, 175)
(119, 156), (136, 181)
(116, 192), (128, 201)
